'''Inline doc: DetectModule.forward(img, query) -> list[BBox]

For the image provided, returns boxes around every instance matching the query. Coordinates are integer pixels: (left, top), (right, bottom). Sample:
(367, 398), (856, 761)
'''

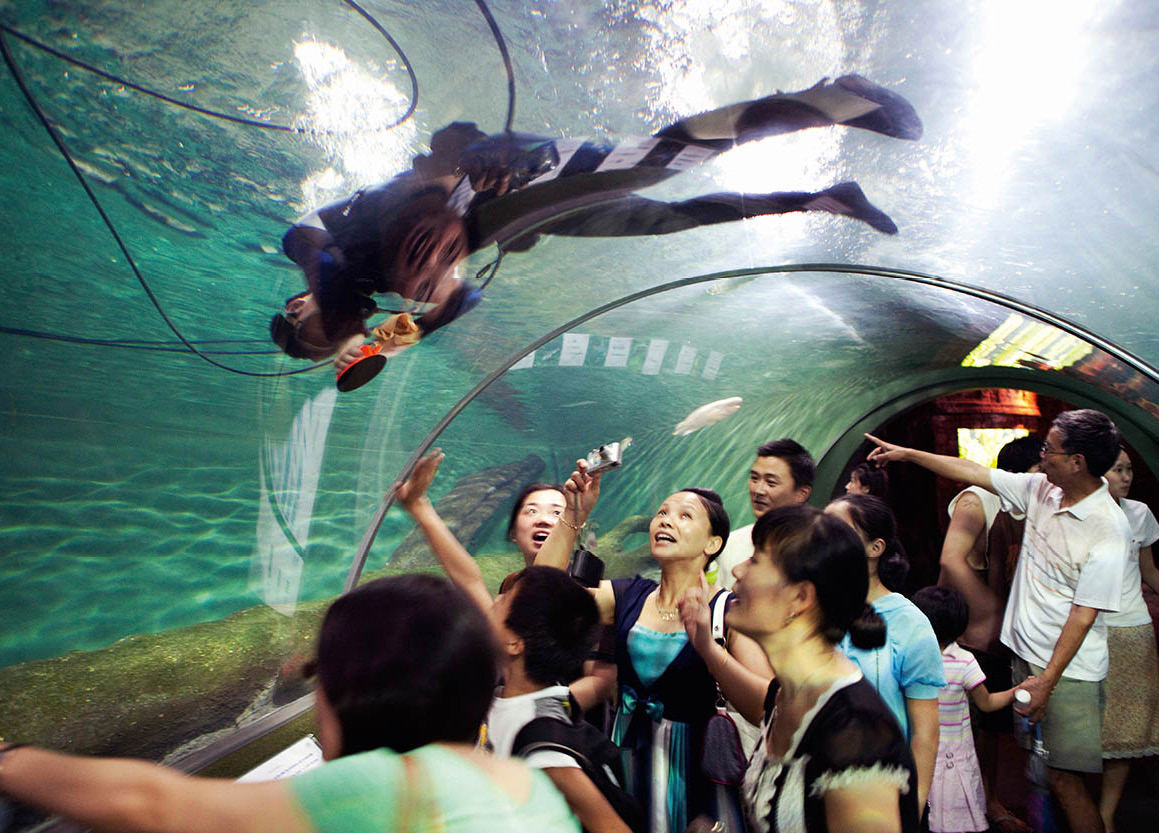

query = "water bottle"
(1015, 689), (1055, 831)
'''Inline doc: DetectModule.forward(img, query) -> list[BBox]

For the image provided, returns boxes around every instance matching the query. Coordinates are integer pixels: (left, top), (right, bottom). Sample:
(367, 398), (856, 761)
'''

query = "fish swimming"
(672, 396), (743, 436)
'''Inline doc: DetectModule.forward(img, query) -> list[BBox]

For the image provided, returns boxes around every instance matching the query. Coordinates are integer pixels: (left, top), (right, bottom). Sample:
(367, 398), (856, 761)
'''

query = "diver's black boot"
(805, 181), (898, 234)
(833, 74), (923, 140)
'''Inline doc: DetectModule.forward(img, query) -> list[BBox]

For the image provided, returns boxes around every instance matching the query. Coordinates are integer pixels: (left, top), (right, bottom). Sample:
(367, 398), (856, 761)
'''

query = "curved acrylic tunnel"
(2, 0), (1159, 786)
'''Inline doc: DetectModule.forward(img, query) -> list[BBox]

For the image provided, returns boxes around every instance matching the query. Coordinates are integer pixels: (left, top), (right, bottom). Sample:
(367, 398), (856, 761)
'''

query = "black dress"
(743, 673), (919, 832)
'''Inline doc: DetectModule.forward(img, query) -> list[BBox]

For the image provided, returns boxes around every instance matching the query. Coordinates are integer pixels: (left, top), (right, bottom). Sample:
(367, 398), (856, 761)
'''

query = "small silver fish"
(672, 397), (743, 436)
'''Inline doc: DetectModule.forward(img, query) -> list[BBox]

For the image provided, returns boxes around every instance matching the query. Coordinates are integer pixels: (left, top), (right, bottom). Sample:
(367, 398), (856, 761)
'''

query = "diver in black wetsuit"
(272, 74), (922, 365)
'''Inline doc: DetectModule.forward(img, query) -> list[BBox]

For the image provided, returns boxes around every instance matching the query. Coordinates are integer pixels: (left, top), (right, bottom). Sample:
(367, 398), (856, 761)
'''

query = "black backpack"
(512, 715), (646, 832)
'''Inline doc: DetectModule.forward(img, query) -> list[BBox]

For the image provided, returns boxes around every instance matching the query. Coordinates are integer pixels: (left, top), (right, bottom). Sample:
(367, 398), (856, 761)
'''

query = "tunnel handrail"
(344, 261), (1159, 591)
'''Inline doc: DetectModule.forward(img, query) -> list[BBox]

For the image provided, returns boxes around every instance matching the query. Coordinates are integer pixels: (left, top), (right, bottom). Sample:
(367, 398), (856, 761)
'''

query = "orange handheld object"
(335, 343), (387, 392)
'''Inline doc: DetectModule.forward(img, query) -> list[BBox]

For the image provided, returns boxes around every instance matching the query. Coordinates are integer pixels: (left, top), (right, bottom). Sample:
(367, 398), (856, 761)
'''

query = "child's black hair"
(504, 566), (600, 685)
(911, 585), (969, 647)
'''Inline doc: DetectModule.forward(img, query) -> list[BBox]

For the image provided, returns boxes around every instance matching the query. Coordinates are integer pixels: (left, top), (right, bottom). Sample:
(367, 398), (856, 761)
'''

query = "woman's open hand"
(678, 574), (715, 656)
(395, 450), (445, 512)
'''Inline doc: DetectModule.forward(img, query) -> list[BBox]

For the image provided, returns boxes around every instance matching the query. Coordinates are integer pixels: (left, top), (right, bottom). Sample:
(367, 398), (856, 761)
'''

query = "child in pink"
(913, 586), (1016, 832)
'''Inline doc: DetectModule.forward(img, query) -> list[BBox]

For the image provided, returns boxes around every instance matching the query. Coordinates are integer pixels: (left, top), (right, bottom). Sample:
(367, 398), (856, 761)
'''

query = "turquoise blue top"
(628, 622), (690, 686)
(838, 592), (946, 738)
(289, 743), (579, 832)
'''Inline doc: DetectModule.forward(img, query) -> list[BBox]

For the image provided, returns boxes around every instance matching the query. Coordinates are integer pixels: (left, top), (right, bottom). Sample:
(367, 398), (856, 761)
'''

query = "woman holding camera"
(536, 460), (773, 832)
(395, 451), (615, 712)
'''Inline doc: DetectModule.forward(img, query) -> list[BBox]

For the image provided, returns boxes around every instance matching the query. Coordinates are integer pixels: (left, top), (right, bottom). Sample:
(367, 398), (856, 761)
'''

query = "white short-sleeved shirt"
(485, 685), (579, 770)
(1105, 498), (1159, 628)
(948, 486), (1027, 529)
(947, 486), (1003, 533)
(715, 522), (755, 590)
(991, 470), (1130, 681)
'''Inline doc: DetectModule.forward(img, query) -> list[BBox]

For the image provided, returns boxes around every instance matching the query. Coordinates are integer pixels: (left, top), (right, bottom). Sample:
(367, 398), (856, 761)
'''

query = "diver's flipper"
(673, 76), (923, 147)
(833, 74), (923, 140)
(805, 182), (898, 234)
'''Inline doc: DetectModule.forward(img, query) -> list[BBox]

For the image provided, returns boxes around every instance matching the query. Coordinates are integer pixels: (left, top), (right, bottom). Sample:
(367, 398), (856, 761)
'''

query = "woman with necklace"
(536, 462), (773, 832)
(691, 504), (919, 831)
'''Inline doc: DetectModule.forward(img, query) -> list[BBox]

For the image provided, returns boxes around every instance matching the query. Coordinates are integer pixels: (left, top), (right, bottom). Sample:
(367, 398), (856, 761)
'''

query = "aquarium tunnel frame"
(169, 261), (1159, 778)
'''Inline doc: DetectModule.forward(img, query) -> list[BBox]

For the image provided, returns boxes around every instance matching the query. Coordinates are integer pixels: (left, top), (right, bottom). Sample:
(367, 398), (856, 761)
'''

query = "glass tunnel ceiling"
(3, 0), (1159, 768)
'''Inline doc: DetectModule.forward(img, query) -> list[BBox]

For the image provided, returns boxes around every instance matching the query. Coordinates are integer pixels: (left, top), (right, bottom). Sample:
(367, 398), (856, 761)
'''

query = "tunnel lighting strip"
(344, 262), (1159, 592)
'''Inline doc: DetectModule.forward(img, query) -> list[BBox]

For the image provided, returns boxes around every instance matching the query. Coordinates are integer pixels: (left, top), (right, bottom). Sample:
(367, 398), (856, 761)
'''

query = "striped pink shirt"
(937, 642), (986, 743)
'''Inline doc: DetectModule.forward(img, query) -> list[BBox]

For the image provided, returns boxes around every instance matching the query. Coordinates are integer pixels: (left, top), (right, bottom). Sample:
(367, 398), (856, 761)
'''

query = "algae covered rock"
(0, 601), (323, 760)
(0, 453), (549, 762)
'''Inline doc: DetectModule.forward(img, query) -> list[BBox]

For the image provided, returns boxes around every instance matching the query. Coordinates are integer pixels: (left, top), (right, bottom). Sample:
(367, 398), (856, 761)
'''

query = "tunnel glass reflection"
(3, 0), (1159, 786)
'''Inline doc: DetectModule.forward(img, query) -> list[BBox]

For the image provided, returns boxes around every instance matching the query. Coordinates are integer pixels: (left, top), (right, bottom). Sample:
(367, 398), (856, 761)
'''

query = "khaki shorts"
(1012, 657), (1105, 773)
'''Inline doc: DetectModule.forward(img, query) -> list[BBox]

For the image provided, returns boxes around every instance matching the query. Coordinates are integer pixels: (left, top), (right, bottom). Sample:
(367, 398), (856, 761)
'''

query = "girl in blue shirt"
(826, 493), (945, 818)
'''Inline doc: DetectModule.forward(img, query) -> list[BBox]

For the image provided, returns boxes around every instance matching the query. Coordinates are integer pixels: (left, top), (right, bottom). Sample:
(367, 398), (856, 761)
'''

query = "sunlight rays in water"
(625, 0), (854, 264)
(291, 38), (419, 210)
(960, 0), (1102, 229)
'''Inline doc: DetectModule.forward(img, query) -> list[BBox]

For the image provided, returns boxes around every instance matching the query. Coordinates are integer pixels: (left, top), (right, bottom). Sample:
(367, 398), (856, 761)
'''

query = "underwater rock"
(0, 601), (325, 761)
(388, 454), (546, 570)
(0, 454), (550, 764)
(594, 513), (653, 576)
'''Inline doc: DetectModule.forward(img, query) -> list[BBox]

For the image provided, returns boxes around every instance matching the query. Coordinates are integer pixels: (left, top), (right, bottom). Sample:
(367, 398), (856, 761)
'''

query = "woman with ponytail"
(826, 493), (944, 818)
(706, 504), (918, 831)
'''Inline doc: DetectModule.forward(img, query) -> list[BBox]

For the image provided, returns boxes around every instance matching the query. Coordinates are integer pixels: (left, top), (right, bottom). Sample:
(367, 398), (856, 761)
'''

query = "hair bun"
(849, 602), (886, 649)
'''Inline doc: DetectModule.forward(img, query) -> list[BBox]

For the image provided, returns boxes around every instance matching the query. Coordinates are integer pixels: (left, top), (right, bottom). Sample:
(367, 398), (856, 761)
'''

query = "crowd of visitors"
(2, 408), (1156, 833)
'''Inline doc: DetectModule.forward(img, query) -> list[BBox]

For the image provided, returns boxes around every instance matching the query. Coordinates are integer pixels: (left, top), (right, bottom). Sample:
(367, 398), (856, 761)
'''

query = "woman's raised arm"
(534, 459), (602, 571)
(396, 451), (493, 615)
(678, 576), (772, 725)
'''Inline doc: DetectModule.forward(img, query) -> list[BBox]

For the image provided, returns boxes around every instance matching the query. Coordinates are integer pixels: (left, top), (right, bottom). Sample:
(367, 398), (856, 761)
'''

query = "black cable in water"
(0, 326), (280, 355)
(338, 0), (418, 128)
(472, 0), (516, 133)
(0, 2), (418, 132)
(0, 28), (326, 377)
(2, 1), (513, 372)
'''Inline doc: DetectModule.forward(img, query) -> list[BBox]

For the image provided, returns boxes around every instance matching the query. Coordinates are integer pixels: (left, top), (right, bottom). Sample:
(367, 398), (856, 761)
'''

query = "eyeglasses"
(1040, 443), (1072, 457)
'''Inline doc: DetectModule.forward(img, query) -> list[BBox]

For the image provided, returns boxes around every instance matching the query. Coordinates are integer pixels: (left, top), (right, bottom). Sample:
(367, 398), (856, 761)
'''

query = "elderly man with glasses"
(865, 410), (1130, 833)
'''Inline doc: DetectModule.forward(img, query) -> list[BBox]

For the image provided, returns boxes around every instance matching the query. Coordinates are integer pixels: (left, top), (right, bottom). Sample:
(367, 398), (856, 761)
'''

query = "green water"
(3, 0), (1159, 762)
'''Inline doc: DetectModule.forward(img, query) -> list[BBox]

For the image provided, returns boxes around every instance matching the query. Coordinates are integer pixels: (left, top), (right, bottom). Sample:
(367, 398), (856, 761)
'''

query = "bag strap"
(398, 753), (443, 832)
(710, 589), (732, 646)
(513, 717), (591, 767)
(708, 590), (734, 709)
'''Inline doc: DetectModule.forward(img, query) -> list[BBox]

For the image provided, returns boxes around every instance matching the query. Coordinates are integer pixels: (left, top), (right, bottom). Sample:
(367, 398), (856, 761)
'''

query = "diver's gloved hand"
(460, 134), (560, 195)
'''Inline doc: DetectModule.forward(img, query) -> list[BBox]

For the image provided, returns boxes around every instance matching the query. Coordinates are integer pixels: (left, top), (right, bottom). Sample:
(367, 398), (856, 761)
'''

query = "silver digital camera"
(586, 441), (625, 475)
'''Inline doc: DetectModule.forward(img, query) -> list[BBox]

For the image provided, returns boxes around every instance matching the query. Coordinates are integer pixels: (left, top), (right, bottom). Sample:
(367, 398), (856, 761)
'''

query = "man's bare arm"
(1139, 544), (1159, 595)
(866, 433), (995, 492)
(938, 493), (1002, 647)
(1015, 603), (1099, 721)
